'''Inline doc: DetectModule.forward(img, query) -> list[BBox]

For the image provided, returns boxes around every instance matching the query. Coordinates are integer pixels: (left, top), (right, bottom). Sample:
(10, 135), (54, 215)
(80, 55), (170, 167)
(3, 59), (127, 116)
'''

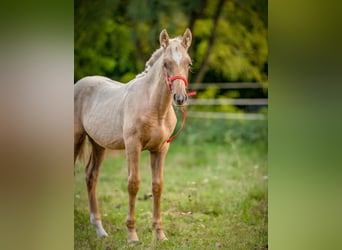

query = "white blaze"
(172, 49), (182, 65)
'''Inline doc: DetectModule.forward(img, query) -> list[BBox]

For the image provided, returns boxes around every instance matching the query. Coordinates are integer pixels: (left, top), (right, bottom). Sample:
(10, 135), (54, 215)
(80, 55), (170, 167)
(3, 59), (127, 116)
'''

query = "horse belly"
(107, 137), (125, 150)
(84, 120), (125, 149)
(83, 107), (126, 150)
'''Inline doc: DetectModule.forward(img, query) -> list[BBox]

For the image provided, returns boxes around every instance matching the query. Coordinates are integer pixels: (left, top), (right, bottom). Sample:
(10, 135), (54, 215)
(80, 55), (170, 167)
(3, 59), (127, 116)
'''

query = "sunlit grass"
(74, 141), (267, 249)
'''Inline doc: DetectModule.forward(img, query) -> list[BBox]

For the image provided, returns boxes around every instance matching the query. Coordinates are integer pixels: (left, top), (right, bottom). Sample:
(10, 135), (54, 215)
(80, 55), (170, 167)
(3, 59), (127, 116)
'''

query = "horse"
(74, 28), (193, 242)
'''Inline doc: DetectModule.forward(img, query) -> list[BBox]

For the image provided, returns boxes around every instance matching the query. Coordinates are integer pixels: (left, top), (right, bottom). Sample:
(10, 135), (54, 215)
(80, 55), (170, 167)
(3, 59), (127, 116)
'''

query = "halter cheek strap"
(163, 67), (197, 143)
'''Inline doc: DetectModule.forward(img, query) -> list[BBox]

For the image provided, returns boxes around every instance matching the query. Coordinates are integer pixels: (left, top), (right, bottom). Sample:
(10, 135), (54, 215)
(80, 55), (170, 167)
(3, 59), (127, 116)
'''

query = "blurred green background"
(74, 0), (268, 117)
(75, 0), (268, 84)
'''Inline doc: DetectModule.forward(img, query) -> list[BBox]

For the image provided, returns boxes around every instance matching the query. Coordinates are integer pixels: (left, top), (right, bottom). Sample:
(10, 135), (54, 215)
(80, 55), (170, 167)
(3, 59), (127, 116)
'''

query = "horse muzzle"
(173, 93), (188, 106)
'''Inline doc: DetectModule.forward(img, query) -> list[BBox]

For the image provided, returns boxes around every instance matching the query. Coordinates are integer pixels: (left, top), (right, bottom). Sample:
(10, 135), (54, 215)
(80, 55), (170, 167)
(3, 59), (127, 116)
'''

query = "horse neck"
(142, 60), (172, 118)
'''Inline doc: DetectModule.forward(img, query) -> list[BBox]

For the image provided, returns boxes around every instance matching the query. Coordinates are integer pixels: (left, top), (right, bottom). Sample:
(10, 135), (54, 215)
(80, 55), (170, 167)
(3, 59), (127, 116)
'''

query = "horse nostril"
(173, 94), (187, 105)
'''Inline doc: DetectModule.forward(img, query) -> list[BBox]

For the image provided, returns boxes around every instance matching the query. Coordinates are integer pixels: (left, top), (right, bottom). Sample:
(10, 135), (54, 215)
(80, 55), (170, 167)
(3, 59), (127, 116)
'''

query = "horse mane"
(135, 47), (163, 78)
(135, 37), (182, 79)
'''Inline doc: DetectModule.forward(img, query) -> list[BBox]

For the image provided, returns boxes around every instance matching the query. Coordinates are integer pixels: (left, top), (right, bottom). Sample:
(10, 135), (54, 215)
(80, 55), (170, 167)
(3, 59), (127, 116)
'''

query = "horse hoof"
(128, 239), (140, 244)
(157, 233), (168, 241)
(127, 231), (139, 243)
(97, 230), (108, 238)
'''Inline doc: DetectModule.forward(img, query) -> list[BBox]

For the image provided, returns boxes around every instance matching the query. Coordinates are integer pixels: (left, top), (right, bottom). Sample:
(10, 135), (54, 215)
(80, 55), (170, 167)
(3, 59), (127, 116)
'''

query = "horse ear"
(182, 28), (192, 50)
(160, 29), (169, 48)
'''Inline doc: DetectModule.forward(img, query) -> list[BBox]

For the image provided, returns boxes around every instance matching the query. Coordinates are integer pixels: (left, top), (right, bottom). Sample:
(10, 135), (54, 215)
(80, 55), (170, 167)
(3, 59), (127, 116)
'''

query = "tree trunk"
(187, 0), (208, 83)
(194, 0), (226, 83)
(188, 0), (208, 32)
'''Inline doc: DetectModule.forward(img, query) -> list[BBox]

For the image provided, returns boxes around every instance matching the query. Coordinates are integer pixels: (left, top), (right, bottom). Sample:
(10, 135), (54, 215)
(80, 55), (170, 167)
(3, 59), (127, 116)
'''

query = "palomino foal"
(74, 28), (193, 242)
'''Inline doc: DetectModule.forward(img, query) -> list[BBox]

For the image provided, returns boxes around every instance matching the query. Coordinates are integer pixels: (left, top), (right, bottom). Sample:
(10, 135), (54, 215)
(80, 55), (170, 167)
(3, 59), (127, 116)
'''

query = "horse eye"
(164, 60), (171, 68)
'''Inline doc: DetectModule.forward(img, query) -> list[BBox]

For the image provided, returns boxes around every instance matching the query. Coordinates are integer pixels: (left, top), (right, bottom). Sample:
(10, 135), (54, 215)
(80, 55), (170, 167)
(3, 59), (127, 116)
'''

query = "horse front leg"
(150, 144), (169, 241)
(125, 141), (141, 243)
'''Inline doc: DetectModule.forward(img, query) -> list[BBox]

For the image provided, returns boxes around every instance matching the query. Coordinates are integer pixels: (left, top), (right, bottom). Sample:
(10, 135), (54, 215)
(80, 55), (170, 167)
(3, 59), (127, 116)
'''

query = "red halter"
(163, 67), (196, 96)
(163, 67), (196, 143)
(163, 68), (188, 90)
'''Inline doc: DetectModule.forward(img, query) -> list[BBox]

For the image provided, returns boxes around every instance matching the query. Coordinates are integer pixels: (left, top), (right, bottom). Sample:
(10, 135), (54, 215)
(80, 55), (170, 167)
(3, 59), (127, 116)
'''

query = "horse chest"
(140, 118), (174, 150)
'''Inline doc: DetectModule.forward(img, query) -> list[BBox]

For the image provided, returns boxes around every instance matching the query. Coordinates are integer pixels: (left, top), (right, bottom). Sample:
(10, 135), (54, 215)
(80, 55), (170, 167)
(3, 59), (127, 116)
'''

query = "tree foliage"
(75, 0), (268, 85)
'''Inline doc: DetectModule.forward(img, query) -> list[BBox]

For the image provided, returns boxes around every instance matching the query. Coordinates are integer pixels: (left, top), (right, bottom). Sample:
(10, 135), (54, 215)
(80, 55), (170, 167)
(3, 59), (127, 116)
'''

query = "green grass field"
(74, 119), (268, 249)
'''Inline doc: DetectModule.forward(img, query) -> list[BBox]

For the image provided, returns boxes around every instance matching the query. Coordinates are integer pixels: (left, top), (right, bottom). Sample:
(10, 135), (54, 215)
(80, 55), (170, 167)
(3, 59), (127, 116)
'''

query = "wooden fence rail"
(186, 111), (267, 120)
(189, 98), (268, 106)
(189, 82), (266, 89)
(186, 82), (268, 120)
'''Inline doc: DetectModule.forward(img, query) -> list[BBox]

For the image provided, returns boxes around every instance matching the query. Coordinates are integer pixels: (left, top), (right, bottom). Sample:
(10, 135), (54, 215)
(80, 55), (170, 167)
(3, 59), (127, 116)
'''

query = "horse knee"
(128, 177), (140, 195)
(152, 181), (162, 196)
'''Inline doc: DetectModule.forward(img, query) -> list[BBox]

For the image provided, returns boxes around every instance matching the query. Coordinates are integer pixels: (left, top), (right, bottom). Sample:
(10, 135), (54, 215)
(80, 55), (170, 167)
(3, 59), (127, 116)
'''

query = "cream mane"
(135, 37), (182, 79)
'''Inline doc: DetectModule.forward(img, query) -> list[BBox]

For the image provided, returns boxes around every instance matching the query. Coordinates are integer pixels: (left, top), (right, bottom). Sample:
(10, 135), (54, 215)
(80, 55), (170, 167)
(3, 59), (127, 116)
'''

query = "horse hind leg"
(86, 138), (108, 237)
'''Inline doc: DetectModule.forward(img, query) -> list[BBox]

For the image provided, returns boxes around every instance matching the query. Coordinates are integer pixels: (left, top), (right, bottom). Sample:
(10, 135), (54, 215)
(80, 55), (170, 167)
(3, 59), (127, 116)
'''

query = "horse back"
(75, 75), (124, 91)
(75, 76), (124, 116)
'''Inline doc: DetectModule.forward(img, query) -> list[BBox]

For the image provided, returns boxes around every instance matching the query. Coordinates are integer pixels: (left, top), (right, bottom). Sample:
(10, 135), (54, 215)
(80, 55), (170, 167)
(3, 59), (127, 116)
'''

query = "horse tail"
(75, 133), (90, 165)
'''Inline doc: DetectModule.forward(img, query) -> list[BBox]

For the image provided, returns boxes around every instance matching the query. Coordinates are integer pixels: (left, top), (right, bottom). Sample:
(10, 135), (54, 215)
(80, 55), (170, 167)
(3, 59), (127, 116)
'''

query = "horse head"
(160, 28), (192, 106)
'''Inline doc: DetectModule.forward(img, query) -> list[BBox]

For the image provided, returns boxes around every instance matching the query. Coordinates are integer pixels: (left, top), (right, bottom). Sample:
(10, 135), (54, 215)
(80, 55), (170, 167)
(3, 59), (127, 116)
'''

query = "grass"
(74, 138), (267, 250)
